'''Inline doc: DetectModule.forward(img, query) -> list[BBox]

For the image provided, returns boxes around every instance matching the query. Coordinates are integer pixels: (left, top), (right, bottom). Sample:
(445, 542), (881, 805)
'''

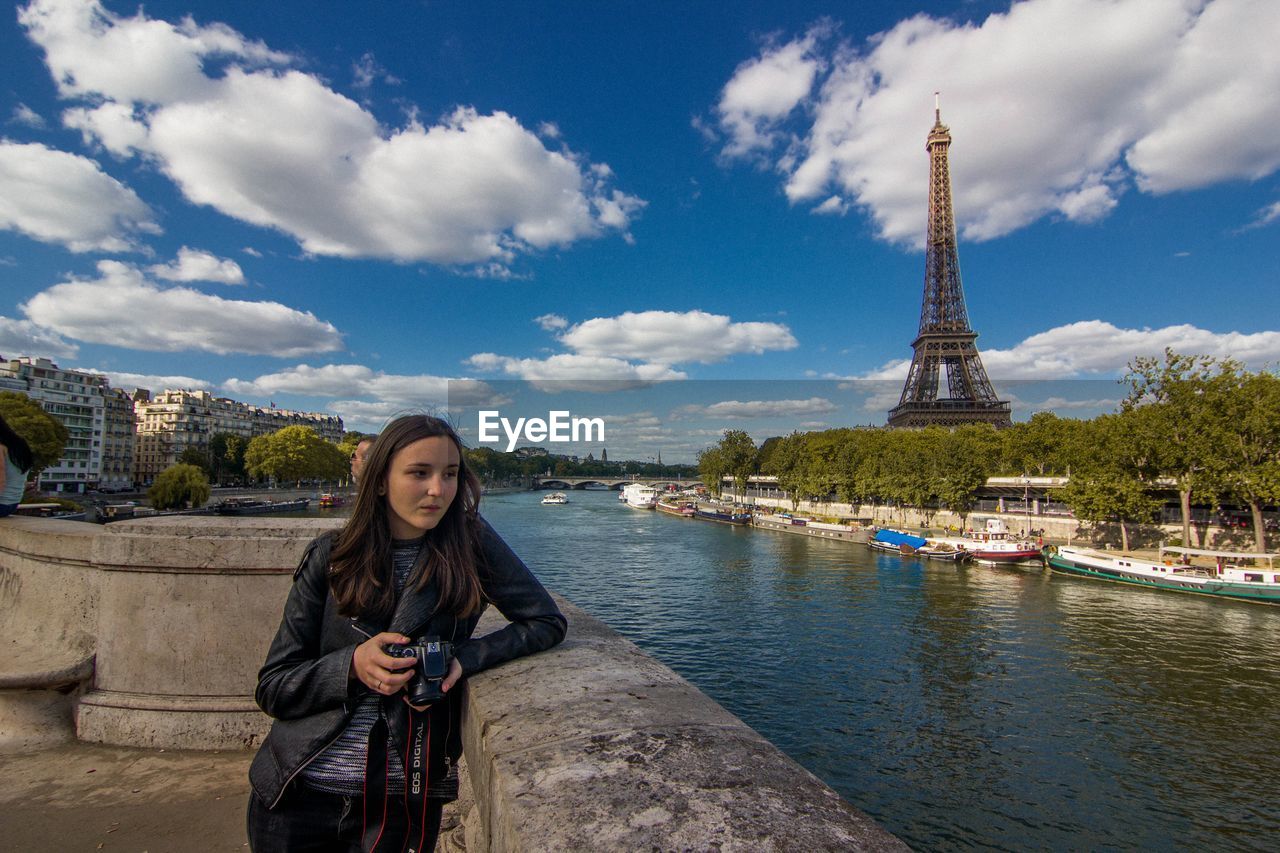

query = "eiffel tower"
(888, 98), (1011, 429)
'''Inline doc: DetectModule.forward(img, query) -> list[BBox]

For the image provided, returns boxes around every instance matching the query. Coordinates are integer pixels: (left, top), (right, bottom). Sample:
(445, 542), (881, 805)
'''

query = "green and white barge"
(1046, 545), (1280, 604)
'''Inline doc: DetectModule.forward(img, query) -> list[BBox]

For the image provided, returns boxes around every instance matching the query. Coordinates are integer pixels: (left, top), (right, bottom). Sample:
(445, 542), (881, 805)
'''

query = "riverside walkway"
(0, 515), (904, 851)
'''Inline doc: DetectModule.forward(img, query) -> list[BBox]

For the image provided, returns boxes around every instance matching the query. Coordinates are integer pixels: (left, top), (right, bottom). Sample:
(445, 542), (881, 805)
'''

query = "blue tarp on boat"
(872, 529), (928, 550)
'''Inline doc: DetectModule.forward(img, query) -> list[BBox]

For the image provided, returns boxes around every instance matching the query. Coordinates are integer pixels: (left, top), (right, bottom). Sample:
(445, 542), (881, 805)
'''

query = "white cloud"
(21, 0), (643, 268)
(677, 397), (839, 419)
(1020, 395), (1123, 412)
(1242, 200), (1280, 230)
(980, 320), (1280, 377)
(223, 363), (447, 403)
(716, 0), (1280, 246)
(20, 0), (289, 104)
(812, 196), (848, 216)
(535, 313), (568, 331)
(21, 260), (342, 356)
(74, 369), (212, 392)
(468, 309), (794, 388)
(223, 364), (503, 410)
(0, 315), (79, 359)
(717, 27), (826, 159)
(148, 246), (245, 284)
(466, 352), (686, 389)
(558, 310), (797, 365)
(0, 140), (157, 251)
(859, 320), (1280, 382)
(10, 104), (45, 128)
(325, 399), (418, 429)
(352, 53), (398, 91)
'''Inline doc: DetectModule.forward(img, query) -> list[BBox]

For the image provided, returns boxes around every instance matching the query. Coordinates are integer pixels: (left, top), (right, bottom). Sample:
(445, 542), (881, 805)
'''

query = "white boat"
(868, 528), (971, 562)
(1047, 545), (1280, 604)
(621, 483), (658, 509)
(541, 492), (569, 505)
(932, 518), (1042, 565)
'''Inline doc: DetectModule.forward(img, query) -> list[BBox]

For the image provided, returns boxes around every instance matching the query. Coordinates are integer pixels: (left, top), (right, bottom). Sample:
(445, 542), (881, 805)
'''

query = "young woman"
(248, 415), (566, 851)
(0, 414), (34, 518)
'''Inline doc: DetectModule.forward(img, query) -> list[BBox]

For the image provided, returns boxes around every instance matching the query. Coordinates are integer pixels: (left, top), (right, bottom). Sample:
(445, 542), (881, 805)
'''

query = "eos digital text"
(477, 410), (605, 452)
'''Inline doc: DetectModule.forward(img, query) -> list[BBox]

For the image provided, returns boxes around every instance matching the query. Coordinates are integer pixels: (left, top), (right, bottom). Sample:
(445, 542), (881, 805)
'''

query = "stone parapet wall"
(78, 516), (345, 749)
(0, 516), (101, 749)
(465, 597), (906, 850)
(0, 516), (904, 849)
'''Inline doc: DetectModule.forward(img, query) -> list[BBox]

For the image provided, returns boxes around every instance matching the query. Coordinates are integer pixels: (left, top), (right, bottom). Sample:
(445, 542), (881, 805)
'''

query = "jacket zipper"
(271, 618), (379, 809)
(270, 727), (348, 809)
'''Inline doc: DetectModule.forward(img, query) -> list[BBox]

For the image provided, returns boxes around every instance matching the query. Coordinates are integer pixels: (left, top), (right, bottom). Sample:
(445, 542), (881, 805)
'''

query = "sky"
(1, 0), (1278, 461)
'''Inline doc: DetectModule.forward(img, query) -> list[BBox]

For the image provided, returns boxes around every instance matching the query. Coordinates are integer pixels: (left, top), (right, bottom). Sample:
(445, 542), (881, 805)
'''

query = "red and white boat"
(935, 518), (1042, 565)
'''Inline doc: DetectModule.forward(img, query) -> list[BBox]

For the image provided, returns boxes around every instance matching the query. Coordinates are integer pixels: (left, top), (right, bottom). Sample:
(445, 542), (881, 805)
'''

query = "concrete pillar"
(76, 516), (342, 750)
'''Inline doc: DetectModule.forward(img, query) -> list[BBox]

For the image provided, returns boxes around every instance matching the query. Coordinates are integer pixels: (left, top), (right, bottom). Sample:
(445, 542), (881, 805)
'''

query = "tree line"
(151, 426), (371, 509)
(698, 351), (1280, 552)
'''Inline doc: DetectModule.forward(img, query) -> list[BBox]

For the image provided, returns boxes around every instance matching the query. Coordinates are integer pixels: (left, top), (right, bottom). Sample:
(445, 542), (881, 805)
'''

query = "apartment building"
(100, 387), (136, 491)
(133, 389), (343, 484)
(1, 355), (343, 491)
(0, 357), (106, 493)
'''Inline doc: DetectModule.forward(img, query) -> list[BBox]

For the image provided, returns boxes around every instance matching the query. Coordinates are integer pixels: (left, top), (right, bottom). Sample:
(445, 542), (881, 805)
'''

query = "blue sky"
(1, 0), (1278, 460)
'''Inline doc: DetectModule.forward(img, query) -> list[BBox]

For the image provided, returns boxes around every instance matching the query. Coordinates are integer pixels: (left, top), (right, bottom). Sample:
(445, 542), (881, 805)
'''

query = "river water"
(317, 489), (1280, 849)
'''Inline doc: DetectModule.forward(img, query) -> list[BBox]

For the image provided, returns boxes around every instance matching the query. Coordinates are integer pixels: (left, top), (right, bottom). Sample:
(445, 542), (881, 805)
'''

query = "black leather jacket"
(249, 516), (566, 808)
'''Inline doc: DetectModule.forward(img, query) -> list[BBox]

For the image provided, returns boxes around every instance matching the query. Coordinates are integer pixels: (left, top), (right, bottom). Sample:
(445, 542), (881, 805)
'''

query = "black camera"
(386, 638), (454, 706)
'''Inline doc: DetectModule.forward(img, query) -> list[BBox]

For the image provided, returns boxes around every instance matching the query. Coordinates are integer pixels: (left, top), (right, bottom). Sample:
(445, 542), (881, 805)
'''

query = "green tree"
(209, 432), (248, 485)
(245, 426), (348, 485)
(879, 429), (942, 524)
(178, 446), (211, 477)
(760, 433), (805, 508)
(1000, 412), (1076, 476)
(148, 463), (211, 510)
(1059, 412), (1161, 551)
(935, 425), (1001, 529)
(718, 430), (758, 500)
(1212, 369), (1280, 551)
(697, 445), (726, 497)
(1125, 349), (1231, 548)
(0, 391), (69, 475)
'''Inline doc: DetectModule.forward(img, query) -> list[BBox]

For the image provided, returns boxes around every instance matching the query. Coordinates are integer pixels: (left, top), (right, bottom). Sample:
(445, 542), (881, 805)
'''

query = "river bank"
(731, 491), (1273, 552)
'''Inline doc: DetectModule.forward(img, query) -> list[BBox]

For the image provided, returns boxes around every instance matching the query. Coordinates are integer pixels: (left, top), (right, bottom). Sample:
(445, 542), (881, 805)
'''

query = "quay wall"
(0, 516), (905, 851)
(734, 493), (1263, 549)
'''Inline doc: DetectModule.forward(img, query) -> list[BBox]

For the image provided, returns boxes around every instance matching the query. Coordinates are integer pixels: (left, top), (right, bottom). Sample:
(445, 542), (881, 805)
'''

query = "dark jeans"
(247, 785), (443, 852)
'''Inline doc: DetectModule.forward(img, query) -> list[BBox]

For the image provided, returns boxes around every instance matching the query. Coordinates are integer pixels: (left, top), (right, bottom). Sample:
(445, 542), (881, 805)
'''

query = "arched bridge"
(532, 476), (706, 491)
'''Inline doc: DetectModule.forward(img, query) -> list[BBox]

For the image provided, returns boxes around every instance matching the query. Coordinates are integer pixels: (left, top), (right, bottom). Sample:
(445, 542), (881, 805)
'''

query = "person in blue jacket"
(247, 414), (566, 851)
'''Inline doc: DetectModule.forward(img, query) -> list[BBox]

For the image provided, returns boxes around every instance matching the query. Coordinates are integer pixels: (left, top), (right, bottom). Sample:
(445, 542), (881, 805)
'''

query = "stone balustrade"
(0, 515), (904, 850)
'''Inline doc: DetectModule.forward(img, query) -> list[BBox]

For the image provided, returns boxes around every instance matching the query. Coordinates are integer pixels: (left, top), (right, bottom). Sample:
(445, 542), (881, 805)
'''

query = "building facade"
(1, 355), (343, 491)
(133, 389), (343, 484)
(99, 387), (136, 491)
(0, 357), (107, 492)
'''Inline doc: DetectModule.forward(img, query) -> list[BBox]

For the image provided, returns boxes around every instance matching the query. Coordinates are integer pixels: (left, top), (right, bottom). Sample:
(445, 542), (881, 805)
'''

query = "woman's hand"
(404, 658), (463, 711)
(351, 632), (417, 696)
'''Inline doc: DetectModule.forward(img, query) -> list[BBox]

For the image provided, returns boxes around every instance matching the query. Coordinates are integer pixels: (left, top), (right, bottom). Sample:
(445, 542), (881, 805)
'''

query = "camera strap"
(402, 707), (433, 853)
(361, 706), (432, 853)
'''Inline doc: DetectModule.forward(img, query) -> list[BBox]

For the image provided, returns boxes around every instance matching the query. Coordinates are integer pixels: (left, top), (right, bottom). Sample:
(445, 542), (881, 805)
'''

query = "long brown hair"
(329, 415), (483, 621)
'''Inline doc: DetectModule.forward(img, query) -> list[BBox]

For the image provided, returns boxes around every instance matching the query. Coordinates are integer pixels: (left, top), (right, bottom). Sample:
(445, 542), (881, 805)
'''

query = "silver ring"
(376, 679), (382, 689)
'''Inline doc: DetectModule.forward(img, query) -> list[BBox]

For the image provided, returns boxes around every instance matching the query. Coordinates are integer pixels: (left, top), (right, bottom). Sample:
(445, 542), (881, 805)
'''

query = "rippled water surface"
(479, 491), (1280, 850)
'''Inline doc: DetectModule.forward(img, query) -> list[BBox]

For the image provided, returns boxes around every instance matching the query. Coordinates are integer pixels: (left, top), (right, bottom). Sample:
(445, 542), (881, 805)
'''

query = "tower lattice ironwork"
(887, 100), (1011, 429)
